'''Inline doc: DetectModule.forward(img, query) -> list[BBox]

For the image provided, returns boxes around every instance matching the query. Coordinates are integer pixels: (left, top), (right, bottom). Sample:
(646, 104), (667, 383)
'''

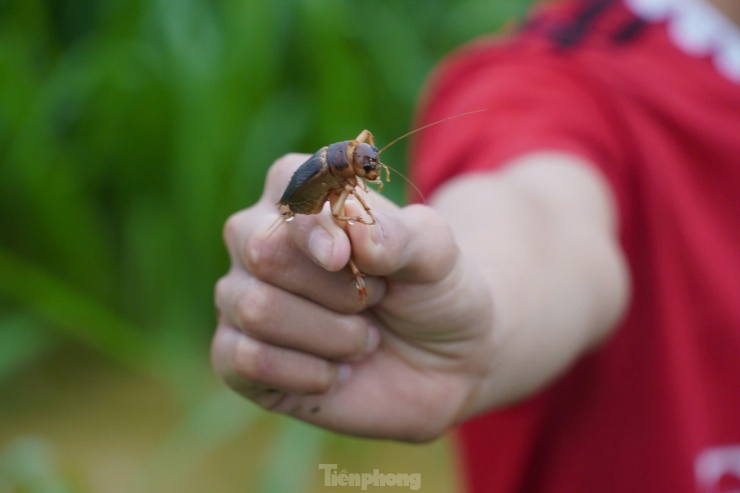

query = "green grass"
(0, 0), (531, 490)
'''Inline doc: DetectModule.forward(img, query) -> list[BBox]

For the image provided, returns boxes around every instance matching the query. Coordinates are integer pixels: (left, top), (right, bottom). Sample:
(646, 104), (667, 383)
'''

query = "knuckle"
(210, 324), (238, 378)
(222, 211), (243, 247)
(332, 319), (367, 359)
(242, 233), (267, 273)
(315, 366), (335, 392)
(308, 361), (335, 392)
(214, 275), (231, 309)
(265, 160), (285, 188)
(242, 232), (264, 272)
(246, 233), (290, 280)
(236, 283), (272, 335)
(267, 153), (307, 187)
(233, 338), (267, 383)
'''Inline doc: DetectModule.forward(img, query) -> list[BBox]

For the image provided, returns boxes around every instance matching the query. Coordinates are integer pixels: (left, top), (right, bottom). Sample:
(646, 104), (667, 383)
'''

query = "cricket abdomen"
(278, 148), (343, 215)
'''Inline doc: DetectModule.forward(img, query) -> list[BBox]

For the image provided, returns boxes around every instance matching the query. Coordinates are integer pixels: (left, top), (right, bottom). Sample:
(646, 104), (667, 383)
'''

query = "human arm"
(430, 151), (629, 413)
(211, 150), (629, 442)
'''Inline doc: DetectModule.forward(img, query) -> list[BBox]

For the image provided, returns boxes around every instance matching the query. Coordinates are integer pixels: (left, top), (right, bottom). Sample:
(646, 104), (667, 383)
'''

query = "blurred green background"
(0, 0), (531, 491)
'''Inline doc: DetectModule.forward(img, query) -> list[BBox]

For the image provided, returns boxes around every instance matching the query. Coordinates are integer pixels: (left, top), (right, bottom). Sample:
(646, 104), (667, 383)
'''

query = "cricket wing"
(278, 149), (339, 215)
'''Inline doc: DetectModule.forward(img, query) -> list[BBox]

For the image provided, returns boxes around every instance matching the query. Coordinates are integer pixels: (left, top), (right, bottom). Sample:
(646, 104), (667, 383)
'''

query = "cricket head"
(351, 142), (383, 180)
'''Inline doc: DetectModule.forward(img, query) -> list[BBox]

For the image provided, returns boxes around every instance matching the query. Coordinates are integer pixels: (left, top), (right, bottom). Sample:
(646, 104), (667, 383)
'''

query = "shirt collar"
(624, 0), (740, 83)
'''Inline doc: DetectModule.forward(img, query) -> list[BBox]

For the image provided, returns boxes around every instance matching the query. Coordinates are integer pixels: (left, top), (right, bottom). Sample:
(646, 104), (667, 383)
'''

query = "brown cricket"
(275, 110), (485, 304)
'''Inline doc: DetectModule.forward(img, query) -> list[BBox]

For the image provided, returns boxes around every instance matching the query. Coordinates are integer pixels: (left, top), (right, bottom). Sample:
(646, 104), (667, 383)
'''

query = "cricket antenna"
(378, 163), (427, 204)
(265, 207), (294, 238)
(377, 109), (486, 155)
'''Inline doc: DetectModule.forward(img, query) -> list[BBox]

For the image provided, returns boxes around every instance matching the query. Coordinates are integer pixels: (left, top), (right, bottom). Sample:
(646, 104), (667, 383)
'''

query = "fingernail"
(308, 227), (334, 268)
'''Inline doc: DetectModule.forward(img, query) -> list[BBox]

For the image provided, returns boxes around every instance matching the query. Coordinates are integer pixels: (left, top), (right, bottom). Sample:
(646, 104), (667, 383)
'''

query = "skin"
(212, 150), (629, 442)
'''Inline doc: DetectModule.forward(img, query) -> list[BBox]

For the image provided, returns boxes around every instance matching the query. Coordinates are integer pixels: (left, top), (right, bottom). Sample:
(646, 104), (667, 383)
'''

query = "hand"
(212, 153), (496, 442)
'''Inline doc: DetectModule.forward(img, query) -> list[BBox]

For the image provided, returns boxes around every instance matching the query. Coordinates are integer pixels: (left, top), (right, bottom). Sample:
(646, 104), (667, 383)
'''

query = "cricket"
(273, 110), (485, 304)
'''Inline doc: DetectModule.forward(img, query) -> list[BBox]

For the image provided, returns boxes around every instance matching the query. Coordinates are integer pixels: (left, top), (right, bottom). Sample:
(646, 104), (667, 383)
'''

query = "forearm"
(431, 152), (630, 417)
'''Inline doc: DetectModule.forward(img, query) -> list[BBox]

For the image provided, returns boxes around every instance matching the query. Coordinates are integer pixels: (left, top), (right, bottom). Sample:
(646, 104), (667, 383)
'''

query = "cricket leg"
(348, 188), (376, 226)
(348, 257), (367, 305)
(330, 186), (368, 224)
(354, 129), (376, 146)
(327, 191), (370, 305)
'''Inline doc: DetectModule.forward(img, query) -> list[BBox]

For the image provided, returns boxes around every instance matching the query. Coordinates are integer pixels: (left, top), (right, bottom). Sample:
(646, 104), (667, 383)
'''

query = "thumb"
(348, 203), (460, 284)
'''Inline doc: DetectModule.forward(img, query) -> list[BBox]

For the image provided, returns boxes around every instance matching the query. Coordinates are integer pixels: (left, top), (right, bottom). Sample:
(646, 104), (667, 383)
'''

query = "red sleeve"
(410, 38), (629, 211)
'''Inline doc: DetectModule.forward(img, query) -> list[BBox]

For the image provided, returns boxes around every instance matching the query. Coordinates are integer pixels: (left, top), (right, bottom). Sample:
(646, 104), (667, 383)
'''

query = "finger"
(223, 206), (353, 291)
(342, 204), (494, 345)
(215, 271), (380, 361)
(211, 324), (352, 396)
(347, 203), (460, 283)
(288, 194), (396, 270)
(242, 211), (386, 311)
(285, 203), (352, 273)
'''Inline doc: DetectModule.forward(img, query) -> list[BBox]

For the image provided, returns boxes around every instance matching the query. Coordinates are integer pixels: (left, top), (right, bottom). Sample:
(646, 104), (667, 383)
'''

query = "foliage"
(0, 0), (531, 490)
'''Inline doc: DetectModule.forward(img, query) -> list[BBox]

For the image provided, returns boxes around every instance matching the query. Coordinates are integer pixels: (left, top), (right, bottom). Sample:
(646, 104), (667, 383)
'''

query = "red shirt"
(411, 1), (740, 492)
